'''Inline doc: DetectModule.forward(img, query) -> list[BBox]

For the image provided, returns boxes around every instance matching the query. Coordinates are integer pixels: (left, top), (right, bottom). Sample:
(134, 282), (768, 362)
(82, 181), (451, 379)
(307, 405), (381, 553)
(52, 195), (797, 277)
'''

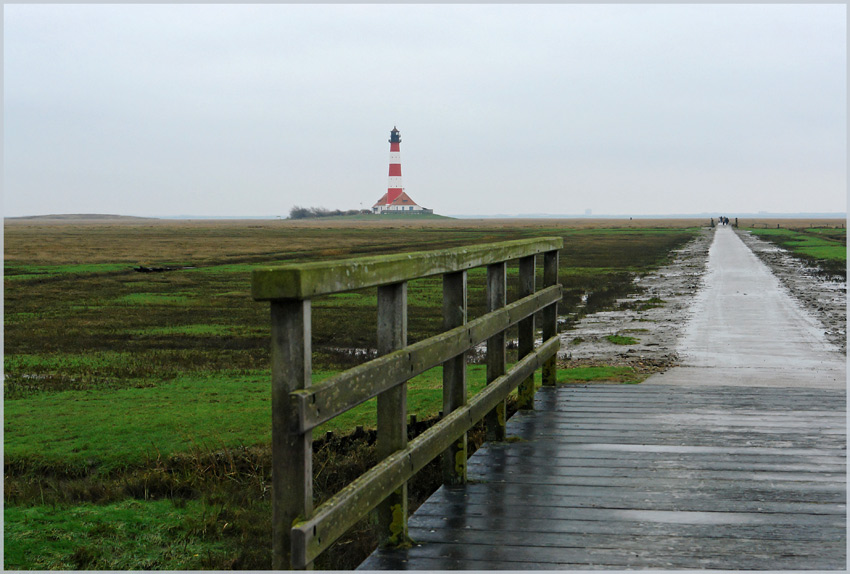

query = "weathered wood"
(256, 237), (566, 569)
(516, 255), (535, 410)
(424, 476), (848, 503)
(362, 537), (844, 570)
(485, 262), (506, 442)
(441, 270), (467, 485)
(252, 237), (563, 301)
(375, 282), (408, 547)
(270, 300), (313, 570)
(407, 512), (846, 542)
(541, 250), (559, 386)
(290, 337), (560, 567)
(289, 285), (562, 433)
(359, 385), (846, 571)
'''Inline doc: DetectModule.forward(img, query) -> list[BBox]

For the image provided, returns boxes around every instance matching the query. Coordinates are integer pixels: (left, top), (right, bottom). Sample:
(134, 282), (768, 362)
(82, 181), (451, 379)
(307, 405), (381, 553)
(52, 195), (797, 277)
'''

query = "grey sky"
(3, 3), (846, 217)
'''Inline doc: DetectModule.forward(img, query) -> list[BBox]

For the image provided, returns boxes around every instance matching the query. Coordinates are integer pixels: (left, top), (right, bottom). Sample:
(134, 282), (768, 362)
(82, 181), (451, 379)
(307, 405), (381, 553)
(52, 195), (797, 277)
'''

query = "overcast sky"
(4, 3), (846, 218)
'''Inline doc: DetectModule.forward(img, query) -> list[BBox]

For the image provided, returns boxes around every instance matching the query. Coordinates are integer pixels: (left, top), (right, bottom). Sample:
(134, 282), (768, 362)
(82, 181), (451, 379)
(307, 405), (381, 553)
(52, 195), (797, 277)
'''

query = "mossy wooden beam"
(484, 262), (507, 442)
(270, 300), (312, 570)
(517, 255), (536, 410)
(375, 282), (408, 546)
(441, 270), (467, 486)
(541, 250), (560, 386)
(290, 285), (562, 433)
(251, 237), (563, 301)
(289, 336), (560, 568)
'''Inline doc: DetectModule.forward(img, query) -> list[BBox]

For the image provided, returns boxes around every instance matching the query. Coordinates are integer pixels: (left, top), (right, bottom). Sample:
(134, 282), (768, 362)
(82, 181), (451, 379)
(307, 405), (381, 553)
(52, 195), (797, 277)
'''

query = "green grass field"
(5, 218), (703, 569)
(5, 499), (234, 570)
(746, 226), (846, 277)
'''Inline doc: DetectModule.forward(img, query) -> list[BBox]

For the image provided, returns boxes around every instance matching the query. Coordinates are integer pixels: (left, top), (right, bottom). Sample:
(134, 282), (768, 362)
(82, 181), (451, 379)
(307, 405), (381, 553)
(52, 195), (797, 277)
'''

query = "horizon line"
(5, 211), (847, 221)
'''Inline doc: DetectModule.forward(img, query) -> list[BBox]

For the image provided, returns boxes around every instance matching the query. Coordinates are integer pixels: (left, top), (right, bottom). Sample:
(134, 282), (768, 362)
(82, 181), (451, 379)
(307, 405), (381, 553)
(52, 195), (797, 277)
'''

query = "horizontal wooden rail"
(290, 336), (560, 568)
(252, 237), (563, 300)
(290, 284), (562, 433)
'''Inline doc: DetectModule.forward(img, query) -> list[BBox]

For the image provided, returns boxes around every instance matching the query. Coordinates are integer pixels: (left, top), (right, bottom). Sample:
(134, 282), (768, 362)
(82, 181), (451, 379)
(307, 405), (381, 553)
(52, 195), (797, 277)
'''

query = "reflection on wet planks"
(360, 384), (846, 571)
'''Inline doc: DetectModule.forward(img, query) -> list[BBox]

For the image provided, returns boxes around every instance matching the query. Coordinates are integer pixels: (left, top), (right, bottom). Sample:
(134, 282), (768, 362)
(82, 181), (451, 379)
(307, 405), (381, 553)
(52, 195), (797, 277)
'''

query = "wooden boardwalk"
(359, 383), (846, 570)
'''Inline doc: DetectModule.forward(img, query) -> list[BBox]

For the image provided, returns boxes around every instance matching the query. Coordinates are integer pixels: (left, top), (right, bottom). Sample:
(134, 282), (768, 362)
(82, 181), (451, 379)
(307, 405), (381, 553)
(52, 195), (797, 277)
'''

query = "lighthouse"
(372, 127), (431, 214)
(387, 127), (403, 204)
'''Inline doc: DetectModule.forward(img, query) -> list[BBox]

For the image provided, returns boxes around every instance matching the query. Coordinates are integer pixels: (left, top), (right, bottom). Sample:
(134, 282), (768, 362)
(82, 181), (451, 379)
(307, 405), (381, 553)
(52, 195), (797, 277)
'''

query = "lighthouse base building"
(372, 127), (432, 215)
(372, 191), (433, 214)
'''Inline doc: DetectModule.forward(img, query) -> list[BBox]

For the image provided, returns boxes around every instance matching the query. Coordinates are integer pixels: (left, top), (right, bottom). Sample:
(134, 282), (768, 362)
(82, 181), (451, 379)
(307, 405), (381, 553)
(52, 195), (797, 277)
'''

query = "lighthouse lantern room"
(372, 127), (431, 214)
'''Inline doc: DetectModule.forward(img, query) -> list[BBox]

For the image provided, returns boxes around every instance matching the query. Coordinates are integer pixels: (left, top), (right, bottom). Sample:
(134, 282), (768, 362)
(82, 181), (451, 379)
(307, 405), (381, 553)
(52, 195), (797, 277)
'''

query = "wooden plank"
(358, 384), (846, 570)
(375, 282), (408, 547)
(485, 262), (506, 442)
(421, 479), (848, 504)
(404, 512), (847, 542)
(470, 465), (846, 484)
(269, 300), (313, 570)
(456, 470), (846, 490)
(290, 285), (562, 433)
(465, 452), (847, 474)
(252, 237), (563, 300)
(361, 552), (844, 572)
(441, 270), (467, 486)
(290, 337), (559, 567)
(361, 538), (845, 570)
(502, 412), (847, 428)
(406, 513), (847, 548)
(421, 485), (845, 515)
(541, 250), (559, 386)
(516, 255), (535, 410)
(407, 501), (846, 525)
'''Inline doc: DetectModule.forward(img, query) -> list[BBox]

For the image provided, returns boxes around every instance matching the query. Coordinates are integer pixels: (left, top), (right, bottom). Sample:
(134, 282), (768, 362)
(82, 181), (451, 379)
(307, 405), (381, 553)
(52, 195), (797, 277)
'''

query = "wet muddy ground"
(558, 227), (846, 373)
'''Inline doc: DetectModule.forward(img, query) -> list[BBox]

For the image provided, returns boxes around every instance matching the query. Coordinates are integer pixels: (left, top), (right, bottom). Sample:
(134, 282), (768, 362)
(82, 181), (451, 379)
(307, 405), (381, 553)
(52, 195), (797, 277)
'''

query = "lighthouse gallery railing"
(252, 237), (563, 569)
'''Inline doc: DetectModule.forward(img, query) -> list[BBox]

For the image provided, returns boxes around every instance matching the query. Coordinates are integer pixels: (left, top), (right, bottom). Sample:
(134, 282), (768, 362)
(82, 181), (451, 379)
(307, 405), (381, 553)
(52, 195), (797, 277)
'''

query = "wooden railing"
(251, 237), (563, 569)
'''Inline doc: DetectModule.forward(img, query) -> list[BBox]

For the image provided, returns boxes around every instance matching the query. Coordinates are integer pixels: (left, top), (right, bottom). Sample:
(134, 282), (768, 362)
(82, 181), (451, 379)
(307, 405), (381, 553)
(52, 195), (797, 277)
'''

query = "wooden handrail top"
(251, 237), (563, 301)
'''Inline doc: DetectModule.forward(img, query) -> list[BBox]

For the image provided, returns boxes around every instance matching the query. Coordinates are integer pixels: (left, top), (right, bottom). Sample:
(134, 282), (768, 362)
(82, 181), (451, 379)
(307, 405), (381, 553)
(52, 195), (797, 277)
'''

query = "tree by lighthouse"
(372, 127), (432, 214)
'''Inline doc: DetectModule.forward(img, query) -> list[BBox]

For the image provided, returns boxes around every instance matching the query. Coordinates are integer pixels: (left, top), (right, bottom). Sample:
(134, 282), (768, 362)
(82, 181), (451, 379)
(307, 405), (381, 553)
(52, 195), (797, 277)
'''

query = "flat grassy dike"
(5, 218), (703, 569)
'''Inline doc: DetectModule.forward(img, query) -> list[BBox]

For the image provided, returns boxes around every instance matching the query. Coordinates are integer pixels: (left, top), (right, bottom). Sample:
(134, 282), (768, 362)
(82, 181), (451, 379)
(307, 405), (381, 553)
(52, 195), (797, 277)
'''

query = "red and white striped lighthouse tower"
(372, 127), (430, 214)
(387, 126), (404, 204)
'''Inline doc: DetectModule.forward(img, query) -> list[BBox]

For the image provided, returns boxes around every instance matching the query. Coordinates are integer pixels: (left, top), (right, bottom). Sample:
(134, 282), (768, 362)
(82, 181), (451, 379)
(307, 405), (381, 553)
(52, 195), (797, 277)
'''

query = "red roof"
(373, 191), (422, 208)
(390, 192), (418, 206)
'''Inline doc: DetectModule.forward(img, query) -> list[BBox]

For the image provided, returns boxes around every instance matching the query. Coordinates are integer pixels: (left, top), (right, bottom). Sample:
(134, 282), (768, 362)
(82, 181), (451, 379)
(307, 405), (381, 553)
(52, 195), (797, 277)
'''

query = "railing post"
(441, 270), (468, 485)
(270, 300), (313, 570)
(485, 262), (507, 442)
(517, 255), (536, 409)
(375, 282), (408, 545)
(542, 250), (560, 386)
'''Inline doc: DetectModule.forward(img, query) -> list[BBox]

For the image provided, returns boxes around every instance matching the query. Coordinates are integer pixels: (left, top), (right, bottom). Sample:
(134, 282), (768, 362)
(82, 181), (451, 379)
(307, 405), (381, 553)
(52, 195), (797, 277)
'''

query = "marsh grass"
(5, 219), (701, 569)
(747, 226), (846, 278)
(4, 412), (493, 570)
(558, 365), (644, 384)
(605, 334), (639, 345)
(4, 499), (235, 570)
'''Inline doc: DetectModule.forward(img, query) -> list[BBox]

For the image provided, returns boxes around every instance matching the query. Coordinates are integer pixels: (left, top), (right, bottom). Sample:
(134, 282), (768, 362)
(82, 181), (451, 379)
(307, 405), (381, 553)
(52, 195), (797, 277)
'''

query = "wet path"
(651, 225), (845, 387)
(360, 227), (846, 570)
